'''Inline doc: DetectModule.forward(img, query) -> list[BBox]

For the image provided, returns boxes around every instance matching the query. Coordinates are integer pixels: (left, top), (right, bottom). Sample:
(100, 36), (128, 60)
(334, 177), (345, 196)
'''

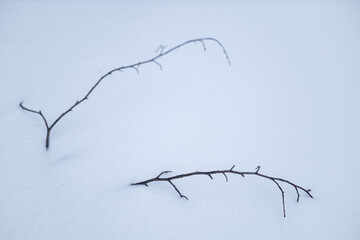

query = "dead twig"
(20, 37), (230, 149)
(132, 165), (313, 217)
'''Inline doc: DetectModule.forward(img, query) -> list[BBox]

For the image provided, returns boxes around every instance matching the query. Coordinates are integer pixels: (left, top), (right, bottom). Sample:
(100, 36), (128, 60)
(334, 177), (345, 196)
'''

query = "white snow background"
(1, 0), (360, 239)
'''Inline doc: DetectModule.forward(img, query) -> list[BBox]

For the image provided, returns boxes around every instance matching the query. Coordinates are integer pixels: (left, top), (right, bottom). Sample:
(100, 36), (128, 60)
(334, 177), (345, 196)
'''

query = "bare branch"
(155, 45), (166, 54)
(152, 60), (163, 70)
(132, 165), (313, 217)
(131, 66), (140, 74)
(169, 181), (188, 200)
(19, 102), (49, 129)
(272, 179), (286, 217)
(19, 102), (51, 149)
(295, 186), (300, 202)
(156, 171), (172, 178)
(20, 37), (230, 149)
(222, 172), (228, 182)
(199, 39), (206, 51)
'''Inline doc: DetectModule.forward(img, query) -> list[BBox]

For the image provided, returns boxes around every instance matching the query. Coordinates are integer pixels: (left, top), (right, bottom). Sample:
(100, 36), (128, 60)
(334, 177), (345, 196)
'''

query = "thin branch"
(20, 37), (230, 149)
(156, 171), (172, 178)
(131, 66), (140, 74)
(295, 186), (300, 202)
(272, 179), (286, 217)
(132, 165), (313, 217)
(169, 180), (188, 200)
(222, 172), (228, 182)
(19, 102), (49, 129)
(155, 45), (166, 54)
(199, 39), (206, 51)
(152, 60), (163, 70)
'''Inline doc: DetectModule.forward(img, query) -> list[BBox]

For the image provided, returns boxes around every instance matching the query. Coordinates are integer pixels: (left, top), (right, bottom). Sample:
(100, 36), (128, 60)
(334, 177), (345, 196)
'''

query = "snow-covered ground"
(1, 1), (360, 239)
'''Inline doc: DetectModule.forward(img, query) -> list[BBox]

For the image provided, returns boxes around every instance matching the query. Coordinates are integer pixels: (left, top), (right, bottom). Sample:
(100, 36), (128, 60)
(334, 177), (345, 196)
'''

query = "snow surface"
(1, 0), (360, 239)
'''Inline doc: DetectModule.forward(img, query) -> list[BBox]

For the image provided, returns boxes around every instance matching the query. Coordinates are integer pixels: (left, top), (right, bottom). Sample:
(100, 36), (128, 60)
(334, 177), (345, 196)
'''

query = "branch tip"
(295, 187), (300, 202)
(156, 171), (172, 178)
(182, 195), (189, 200)
(152, 60), (163, 70)
(222, 172), (228, 182)
(169, 180), (188, 200)
(131, 66), (140, 74)
(155, 45), (166, 55)
(200, 40), (206, 51)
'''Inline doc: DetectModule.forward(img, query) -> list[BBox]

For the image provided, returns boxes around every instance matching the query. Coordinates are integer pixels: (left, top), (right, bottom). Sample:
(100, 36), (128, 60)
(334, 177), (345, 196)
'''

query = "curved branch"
(19, 102), (49, 129)
(132, 165), (313, 217)
(20, 37), (230, 149)
(152, 60), (163, 70)
(222, 172), (228, 182)
(169, 180), (188, 200)
(156, 171), (172, 178)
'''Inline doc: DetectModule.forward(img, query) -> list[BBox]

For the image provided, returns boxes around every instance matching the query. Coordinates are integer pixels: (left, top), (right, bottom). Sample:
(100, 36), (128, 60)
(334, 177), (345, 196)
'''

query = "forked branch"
(131, 165), (313, 217)
(19, 37), (230, 149)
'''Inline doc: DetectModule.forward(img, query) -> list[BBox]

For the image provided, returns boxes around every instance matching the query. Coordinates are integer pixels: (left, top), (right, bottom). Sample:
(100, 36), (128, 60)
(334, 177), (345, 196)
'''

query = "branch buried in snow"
(132, 165), (313, 218)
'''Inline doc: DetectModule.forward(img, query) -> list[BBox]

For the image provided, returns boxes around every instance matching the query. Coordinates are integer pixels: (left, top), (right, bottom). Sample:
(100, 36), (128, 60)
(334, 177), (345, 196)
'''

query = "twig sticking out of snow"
(19, 37), (230, 149)
(132, 165), (313, 217)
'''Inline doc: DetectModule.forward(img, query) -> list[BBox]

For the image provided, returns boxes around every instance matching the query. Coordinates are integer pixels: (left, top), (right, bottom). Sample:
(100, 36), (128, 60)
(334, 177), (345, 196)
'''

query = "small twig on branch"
(131, 66), (140, 74)
(155, 45), (166, 54)
(152, 60), (163, 70)
(20, 37), (230, 149)
(131, 165), (313, 217)
(199, 39), (206, 51)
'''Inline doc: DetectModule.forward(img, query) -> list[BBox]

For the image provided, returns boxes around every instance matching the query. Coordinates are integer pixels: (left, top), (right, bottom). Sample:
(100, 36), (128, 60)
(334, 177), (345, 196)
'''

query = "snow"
(1, 0), (360, 239)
